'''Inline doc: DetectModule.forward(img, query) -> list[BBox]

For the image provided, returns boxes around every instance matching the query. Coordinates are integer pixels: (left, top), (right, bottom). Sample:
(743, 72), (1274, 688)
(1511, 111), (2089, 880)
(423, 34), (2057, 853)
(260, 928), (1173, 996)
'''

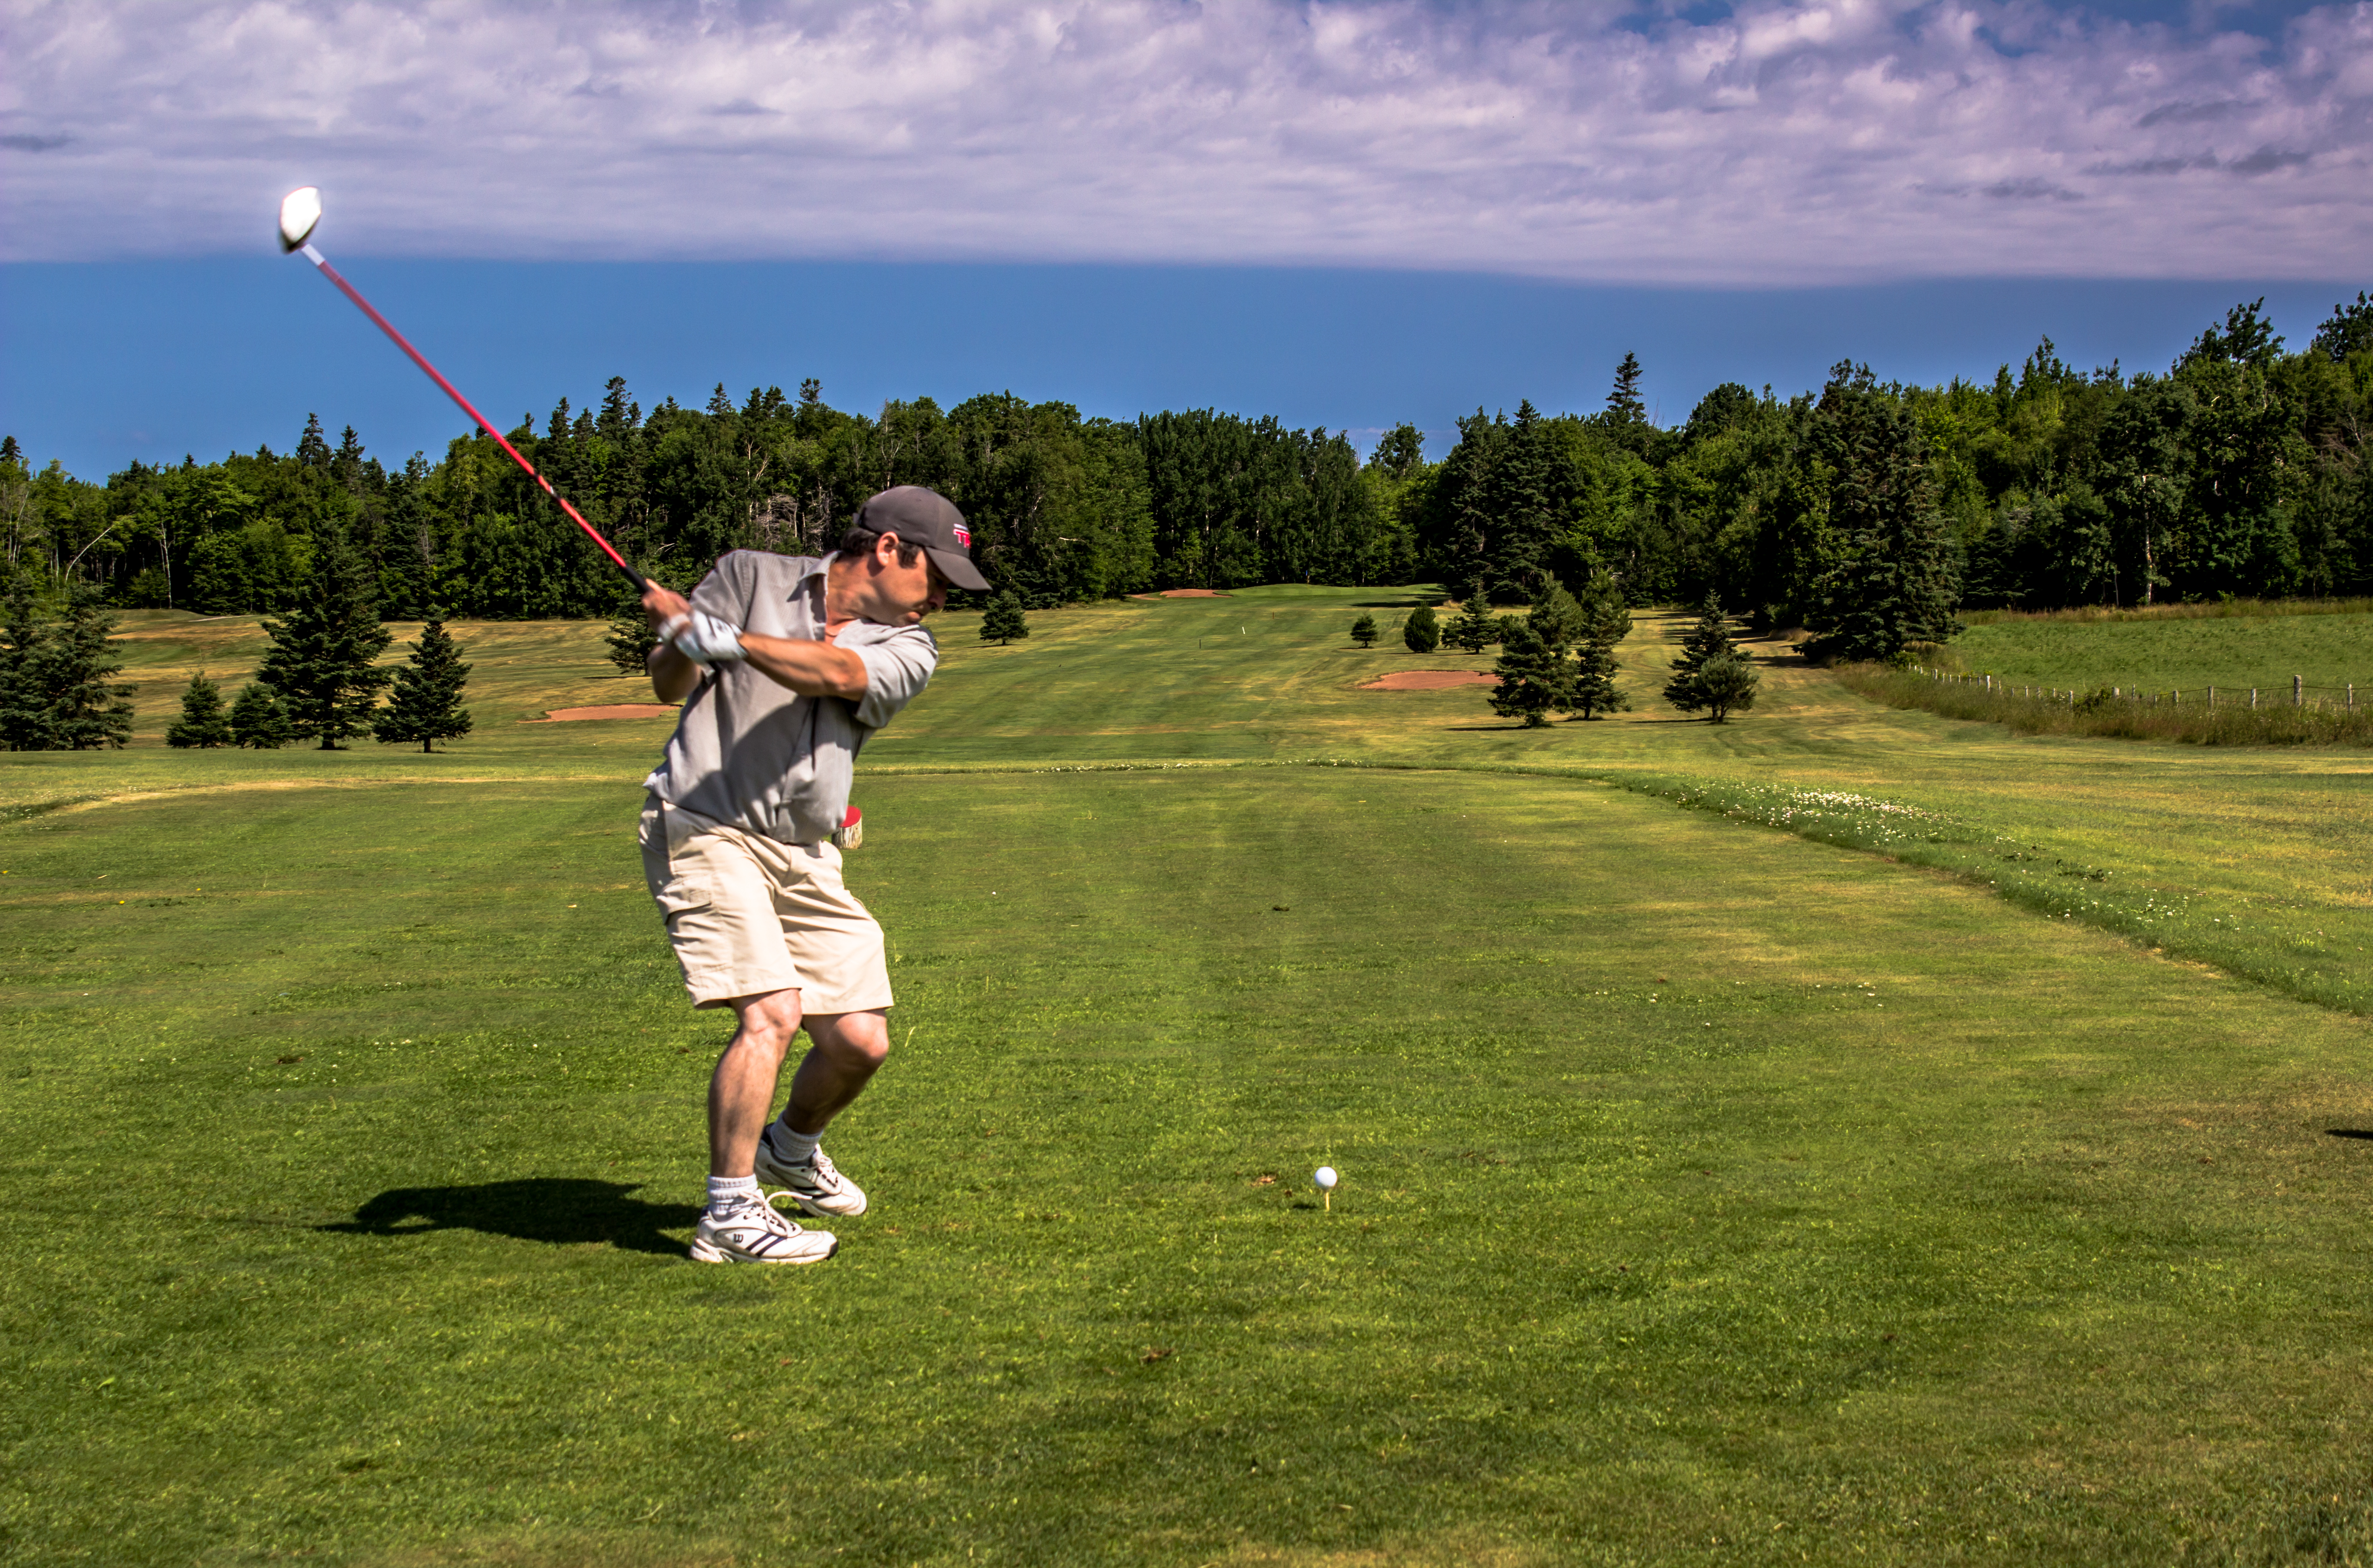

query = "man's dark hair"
(836, 526), (924, 567)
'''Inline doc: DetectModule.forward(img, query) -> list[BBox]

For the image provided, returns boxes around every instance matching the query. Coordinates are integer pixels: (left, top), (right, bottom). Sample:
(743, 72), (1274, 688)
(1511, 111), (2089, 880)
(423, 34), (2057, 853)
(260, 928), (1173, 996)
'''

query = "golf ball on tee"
(1314, 1166), (1338, 1190)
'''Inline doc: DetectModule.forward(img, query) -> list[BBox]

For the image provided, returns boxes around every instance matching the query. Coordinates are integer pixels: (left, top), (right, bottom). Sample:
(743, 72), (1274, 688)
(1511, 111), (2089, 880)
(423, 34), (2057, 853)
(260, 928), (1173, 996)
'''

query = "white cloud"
(0, 0), (2366, 281)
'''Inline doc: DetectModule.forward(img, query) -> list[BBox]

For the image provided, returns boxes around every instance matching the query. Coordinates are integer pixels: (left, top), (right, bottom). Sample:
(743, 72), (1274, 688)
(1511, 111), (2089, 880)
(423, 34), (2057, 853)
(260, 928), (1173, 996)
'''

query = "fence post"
(2351, 683), (2356, 712)
(2295, 674), (2303, 707)
(2207, 685), (2214, 708)
(2174, 688), (2181, 706)
(2251, 688), (2259, 709)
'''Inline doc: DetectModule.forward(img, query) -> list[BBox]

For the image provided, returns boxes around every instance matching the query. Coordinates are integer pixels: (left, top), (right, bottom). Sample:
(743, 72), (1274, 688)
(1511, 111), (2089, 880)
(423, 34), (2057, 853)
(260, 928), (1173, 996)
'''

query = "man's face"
(861, 533), (949, 623)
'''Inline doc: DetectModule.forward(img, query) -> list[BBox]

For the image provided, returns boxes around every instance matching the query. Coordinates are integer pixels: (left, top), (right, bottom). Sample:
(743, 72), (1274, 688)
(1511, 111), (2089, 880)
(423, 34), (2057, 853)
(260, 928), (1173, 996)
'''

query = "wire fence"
(1914, 670), (2365, 712)
(1839, 665), (2373, 747)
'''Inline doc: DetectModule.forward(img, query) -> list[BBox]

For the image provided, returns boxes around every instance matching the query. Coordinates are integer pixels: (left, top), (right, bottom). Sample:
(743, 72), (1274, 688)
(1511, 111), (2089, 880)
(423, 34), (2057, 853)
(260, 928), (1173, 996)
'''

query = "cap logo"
(953, 524), (971, 549)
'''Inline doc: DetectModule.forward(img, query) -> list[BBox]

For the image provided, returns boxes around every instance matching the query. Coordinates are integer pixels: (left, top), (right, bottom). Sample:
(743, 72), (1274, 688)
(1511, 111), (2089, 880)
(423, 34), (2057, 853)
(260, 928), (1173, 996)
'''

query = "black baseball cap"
(854, 486), (990, 592)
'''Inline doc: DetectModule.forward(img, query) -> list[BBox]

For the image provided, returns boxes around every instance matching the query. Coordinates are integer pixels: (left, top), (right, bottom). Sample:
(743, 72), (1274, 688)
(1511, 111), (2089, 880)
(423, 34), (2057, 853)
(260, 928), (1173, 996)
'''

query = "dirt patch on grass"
(1131, 588), (1234, 598)
(526, 705), (680, 723)
(1360, 670), (1498, 691)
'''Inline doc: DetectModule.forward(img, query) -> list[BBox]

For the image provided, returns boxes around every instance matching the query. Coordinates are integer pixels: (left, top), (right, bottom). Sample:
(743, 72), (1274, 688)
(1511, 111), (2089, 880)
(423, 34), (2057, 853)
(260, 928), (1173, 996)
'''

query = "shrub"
(1350, 612), (1378, 647)
(1402, 603), (1441, 654)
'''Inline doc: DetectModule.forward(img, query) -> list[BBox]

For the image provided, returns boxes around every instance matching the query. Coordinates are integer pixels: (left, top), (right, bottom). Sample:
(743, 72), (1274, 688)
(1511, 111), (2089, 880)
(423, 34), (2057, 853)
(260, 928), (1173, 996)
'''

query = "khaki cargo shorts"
(639, 793), (892, 1012)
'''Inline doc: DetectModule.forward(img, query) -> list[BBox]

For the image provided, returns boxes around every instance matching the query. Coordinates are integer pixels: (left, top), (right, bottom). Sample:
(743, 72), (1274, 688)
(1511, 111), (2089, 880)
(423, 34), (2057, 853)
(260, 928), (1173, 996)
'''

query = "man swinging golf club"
(639, 487), (988, 1264)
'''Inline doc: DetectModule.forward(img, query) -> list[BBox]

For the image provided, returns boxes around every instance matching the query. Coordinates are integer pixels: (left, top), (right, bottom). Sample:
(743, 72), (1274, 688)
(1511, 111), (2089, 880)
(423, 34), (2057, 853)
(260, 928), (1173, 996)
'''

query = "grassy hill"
(6, 591), (2373, 1565)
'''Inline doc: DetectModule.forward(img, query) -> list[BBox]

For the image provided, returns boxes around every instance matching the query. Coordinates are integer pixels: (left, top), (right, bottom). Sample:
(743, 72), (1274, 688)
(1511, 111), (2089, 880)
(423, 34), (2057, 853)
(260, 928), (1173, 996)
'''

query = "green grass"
(1942, 611), (2373, 701)
(9, 591), (2373, 1565)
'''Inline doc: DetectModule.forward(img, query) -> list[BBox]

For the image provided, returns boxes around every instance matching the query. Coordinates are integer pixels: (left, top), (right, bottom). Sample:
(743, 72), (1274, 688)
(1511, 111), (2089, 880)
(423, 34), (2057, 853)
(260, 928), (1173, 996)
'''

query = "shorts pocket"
(642, 801), (715, 917)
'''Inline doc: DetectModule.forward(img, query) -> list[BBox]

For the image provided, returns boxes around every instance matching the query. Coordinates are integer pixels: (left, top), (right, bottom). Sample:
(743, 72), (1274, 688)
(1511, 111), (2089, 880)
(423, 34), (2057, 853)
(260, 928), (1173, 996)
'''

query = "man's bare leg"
(781, 1010), (892, 1135)
(709, 989), (803, 1178)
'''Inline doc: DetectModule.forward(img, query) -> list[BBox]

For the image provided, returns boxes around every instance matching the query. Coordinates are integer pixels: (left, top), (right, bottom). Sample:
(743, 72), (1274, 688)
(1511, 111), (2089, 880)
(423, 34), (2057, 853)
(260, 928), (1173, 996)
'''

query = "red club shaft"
(297, 243), (645, 591)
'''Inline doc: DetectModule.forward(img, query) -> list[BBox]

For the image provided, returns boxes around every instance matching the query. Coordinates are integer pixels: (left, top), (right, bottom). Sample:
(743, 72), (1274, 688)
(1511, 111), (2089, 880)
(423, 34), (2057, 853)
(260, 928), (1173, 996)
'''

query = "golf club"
(277, 187), (646, 592)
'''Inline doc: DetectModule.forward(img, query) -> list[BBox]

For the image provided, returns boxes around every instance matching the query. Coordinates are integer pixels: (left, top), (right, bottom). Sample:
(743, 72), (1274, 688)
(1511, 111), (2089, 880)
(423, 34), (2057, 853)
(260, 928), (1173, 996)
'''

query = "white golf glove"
(662, 611), (747, 666)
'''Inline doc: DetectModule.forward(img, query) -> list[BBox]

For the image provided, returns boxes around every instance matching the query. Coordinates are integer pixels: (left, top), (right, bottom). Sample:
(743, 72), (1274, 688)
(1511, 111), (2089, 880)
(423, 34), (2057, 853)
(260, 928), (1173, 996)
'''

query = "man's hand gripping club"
(642, 581), (869, 706)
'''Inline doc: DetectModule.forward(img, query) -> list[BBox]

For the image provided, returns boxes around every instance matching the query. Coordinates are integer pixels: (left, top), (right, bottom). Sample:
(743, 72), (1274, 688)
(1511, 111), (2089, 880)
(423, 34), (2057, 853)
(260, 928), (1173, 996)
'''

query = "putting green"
(4, 590), (2372, 1564)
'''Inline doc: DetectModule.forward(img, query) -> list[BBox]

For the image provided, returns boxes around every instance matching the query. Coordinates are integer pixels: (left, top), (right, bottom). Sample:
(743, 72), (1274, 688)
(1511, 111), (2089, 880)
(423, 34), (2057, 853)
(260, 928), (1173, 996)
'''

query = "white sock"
(770, 1124), (822, 1167)
(707, 1174), (760, 1214)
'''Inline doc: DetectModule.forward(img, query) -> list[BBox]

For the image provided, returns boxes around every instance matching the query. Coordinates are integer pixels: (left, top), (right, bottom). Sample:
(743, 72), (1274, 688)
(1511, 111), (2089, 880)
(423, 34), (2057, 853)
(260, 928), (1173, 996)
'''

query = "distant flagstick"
(276, 187), (646, 593)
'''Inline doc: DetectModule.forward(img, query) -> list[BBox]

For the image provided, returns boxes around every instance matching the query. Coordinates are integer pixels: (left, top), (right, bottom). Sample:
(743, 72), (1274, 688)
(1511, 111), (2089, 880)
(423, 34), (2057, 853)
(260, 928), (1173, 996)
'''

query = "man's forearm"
(649, 642), (703, 702)
(740, 635), (867, 700)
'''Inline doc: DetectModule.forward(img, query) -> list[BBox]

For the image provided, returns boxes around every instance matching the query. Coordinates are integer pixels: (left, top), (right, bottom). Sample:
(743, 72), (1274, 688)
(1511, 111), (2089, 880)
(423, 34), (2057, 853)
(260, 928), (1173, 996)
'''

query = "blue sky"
(1, 259), (2358, 479)
(2, 0), (2367, 476)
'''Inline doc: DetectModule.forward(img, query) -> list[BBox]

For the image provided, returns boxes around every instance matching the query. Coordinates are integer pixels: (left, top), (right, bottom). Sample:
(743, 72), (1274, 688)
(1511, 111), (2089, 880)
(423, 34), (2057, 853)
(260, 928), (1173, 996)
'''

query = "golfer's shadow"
(321, 1178), (697, 1257)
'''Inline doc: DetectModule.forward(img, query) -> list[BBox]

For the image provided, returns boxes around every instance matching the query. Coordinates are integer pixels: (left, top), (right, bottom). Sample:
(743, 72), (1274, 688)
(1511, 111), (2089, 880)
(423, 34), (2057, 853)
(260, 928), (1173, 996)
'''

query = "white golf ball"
(1314, 1166), (1338, 1190)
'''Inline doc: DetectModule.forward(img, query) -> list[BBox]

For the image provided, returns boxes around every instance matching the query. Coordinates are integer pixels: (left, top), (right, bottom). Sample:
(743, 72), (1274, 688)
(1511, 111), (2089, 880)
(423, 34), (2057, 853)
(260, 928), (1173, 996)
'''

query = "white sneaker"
(689, 1194), (837, 1265)
(753, 1131), (869, 1218)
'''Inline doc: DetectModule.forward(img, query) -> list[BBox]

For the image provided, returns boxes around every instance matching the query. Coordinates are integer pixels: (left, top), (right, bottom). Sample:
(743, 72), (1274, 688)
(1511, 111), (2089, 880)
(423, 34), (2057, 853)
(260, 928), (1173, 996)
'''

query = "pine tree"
(372, 615), (473, 752)
(1694, 654), (1759, 722)
(1447, 577), (1499, 654)
(256, 531), (392, 749)
(1802, 366), (1961, 662)
(1527, 581), (1584, 652)
(1402, 602), (1441, 653)
(0, 577), (49, 751)
(605, 589), (658, 673)
(1570, 570), (1633, 720)
(296, 412), (331, 469)
(1607, 353), (1646, 424)
(1489, 620), (1574, 727)
(1665, 597), (1748, 716)
(1350, 612), (1378, 646)
(980, 591), (1030, 645)
(230, 681), (294, 749)
(38, 588), (133, 750)
(166, 670), (234, 748)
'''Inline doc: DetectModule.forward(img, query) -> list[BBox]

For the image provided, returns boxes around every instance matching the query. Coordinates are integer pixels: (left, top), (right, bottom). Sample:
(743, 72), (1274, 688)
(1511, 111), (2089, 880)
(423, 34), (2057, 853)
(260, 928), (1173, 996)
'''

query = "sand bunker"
(1131, 588), (1234, 598)
(1359, 670), (1500, 691)
(527, 704), (680, 723)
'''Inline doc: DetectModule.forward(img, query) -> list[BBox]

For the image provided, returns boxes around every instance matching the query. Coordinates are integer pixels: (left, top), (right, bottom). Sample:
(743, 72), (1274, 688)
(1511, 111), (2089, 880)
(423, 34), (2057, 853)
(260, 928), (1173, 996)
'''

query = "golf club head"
(278, 187), (322, 253)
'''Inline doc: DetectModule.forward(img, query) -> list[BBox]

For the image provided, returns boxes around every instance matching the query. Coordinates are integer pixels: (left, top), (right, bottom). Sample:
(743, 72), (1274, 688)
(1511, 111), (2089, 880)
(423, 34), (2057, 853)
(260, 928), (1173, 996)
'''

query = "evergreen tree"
(255, 531), (392, 749)
(1664, 597), (1746, 714)
(605, 589), (658, 673)
(166, 670), (234, 748)
(1402, 602), (1441, 653)
(2313, 291), (2373, 362)
(1693, 654), (1759, 722)
(230, 680), (294, 749)
(1801, 366), (1961, 662)
(372, 615), (473, 752)
(1447, 577), (1499, 654)
(1607, 353), (1647, 424)
(37, 588), (133, 750)
(296, 412), (331, 469)
(1350, 612), (1378, 646)
(1526, 581), (1584, 652)
(1570, 570), (1633, 720)
(0, 578), (49, 751)
(980, 591), (1030, 645)
(1489, 620), (1574, 727)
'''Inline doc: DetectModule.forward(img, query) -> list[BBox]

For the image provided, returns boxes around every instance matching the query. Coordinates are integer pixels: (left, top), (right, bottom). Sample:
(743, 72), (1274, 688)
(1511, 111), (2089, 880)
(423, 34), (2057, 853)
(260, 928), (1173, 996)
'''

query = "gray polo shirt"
(642, 551), (938, 844)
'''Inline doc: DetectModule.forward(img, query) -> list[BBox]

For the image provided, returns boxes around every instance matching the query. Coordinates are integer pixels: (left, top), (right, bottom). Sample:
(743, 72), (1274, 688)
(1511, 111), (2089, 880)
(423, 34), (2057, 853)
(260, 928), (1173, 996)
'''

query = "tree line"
(1, 290), (2364, 646)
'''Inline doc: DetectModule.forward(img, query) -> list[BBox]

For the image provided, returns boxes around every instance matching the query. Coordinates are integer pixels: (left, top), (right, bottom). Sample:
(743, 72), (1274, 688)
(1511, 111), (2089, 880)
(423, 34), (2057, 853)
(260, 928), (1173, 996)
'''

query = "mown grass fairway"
(6, 591), (2373, 1565)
